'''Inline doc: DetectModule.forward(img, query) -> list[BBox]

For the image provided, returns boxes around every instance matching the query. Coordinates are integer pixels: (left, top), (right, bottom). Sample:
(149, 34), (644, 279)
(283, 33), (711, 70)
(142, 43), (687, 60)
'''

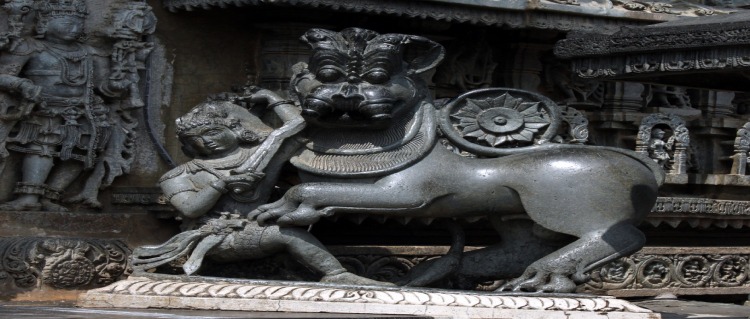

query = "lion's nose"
(340, 84), (360, 98)
(347, 75), (361, 84)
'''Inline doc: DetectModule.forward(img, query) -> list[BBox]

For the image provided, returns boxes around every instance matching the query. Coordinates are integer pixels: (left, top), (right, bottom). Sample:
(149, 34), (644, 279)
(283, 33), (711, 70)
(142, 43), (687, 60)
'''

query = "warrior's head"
(34, 0), (88, 42)
(176, 100), (273, 158)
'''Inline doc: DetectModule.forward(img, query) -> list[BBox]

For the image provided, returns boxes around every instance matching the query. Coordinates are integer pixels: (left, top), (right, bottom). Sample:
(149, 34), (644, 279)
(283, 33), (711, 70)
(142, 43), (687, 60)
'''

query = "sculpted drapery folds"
(0, 0), (155, 211)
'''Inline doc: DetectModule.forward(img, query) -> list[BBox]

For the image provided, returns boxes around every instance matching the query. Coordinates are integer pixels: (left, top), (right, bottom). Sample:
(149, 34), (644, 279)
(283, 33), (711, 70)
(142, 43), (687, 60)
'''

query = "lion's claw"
(498, 267), (576, 293)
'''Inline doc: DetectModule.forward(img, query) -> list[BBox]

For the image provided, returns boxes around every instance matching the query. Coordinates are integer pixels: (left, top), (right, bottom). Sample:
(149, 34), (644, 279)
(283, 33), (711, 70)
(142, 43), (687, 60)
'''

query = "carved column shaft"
(496, 43), (544, 92)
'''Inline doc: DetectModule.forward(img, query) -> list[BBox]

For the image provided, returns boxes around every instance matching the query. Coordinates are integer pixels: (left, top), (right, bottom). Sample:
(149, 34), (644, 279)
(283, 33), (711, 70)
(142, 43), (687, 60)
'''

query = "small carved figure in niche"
(0, 0), (148, 211)
(133, 91), (391, 286)
(648, 128), (675, 169)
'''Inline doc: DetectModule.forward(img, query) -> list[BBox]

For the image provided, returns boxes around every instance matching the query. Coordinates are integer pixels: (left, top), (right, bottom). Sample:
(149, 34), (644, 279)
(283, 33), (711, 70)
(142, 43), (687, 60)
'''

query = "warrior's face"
(45, 16), (85, 43)
(181, 125), (240, 158)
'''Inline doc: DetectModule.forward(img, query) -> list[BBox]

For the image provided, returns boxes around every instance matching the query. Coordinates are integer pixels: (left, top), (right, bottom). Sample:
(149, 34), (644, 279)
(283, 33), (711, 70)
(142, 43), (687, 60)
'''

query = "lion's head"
(291, 28), (444, 130)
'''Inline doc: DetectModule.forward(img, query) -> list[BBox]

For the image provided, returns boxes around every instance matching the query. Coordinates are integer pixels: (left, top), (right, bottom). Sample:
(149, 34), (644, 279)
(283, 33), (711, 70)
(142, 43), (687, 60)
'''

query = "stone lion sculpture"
(248, 28), (665, 293)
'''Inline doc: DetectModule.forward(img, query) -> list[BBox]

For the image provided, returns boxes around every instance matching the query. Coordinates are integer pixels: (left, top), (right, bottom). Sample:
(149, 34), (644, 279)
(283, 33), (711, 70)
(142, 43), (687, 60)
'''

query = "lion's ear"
(403, 35), (445, 76)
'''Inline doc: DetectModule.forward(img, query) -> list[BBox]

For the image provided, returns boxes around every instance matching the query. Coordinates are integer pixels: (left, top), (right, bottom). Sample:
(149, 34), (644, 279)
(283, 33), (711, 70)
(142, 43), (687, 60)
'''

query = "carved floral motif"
(0, 237), (130, 293)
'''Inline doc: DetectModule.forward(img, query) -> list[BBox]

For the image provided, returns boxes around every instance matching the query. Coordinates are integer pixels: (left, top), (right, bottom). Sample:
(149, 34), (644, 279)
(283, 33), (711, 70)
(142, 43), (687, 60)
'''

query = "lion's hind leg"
(499, 221), (646, 293)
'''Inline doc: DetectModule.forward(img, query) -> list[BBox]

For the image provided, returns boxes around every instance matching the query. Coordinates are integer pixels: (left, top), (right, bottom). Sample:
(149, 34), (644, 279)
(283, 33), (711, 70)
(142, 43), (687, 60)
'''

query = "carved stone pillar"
(496, 43), (545, 92)
(602, 81), (645, 112)
(730, 122), (750, 175)
(690, 89), (736, 117)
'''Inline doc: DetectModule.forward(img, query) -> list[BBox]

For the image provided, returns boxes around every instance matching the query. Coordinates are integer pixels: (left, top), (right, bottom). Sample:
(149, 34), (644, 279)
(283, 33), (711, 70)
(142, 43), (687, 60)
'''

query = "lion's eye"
(316, 68), (344, 82)
(363, 70), (389, 84)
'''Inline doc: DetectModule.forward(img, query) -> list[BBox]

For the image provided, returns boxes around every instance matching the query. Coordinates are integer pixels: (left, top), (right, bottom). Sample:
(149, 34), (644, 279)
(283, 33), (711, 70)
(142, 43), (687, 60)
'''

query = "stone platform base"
(79, 275), (660, 319)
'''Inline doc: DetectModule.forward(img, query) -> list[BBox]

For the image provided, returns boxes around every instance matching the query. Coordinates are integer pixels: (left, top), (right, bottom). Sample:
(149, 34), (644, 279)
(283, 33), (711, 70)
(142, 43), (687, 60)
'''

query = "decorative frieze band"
(584, 250), (750, 296)
(80, 275), (654, 318)
(651, 197), (750, 216)
(161, 0), (649, 33)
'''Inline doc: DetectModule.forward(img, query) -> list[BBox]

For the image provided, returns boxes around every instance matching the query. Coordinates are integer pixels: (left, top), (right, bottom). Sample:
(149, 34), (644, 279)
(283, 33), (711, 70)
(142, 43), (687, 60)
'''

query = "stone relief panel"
(0, 0), (156, 211)
(0, 236), (130, 295)
(433, 35), (497, 98)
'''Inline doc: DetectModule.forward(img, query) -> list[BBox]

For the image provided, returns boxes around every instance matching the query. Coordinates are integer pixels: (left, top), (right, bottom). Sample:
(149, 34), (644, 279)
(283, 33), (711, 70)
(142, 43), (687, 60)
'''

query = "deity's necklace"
(42, 41), (89, 86)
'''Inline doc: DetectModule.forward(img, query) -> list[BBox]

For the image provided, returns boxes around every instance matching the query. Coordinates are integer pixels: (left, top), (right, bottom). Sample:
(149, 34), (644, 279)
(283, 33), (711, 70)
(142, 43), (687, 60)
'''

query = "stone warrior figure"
(133, 89), (391, 286)
(0, 0), (140, 211)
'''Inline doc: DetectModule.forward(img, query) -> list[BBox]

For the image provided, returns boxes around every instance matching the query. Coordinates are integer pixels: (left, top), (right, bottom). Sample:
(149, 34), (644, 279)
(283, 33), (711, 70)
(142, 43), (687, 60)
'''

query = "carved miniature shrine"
(2, 0), (750, 315)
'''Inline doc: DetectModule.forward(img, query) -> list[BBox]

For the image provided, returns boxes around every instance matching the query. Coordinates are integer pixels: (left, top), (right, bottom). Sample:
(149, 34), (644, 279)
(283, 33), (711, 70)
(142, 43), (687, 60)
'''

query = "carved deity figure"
(648, 128), (674, 169)
(0, 0), (146, 211)
(133, 91), (391, 286)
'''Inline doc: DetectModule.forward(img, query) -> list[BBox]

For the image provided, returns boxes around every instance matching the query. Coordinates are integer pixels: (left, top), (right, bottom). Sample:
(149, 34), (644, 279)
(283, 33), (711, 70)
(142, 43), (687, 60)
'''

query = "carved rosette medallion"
(713, 256), (748, 287)
(439, 88), (561, 156)
(451, 94), (551, 147)
(584, 251), (750, 294)
(636, 256), (673, 289)
(674, 256), (710, 287)
(588, 257), (636, 290)
(0, 237), (130, 294)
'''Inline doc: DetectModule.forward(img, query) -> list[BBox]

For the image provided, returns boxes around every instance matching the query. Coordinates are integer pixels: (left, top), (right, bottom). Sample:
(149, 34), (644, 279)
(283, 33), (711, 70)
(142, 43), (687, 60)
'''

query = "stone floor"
(0, 299), (748, 319)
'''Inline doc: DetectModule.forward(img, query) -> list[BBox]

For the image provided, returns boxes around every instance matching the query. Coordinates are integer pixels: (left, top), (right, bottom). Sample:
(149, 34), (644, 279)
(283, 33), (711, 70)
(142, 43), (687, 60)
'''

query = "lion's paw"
(498, 267), (577, 293)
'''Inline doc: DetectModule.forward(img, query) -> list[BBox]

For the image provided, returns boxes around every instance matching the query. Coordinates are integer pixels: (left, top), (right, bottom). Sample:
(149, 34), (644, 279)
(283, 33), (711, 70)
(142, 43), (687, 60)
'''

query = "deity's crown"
(36, 0), (88, 18)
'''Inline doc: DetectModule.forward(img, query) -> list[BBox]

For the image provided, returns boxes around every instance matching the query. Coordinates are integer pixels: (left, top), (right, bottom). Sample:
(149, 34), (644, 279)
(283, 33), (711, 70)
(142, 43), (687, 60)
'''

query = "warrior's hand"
(242, 87), (287, 106)
(223, 171), (266, 194)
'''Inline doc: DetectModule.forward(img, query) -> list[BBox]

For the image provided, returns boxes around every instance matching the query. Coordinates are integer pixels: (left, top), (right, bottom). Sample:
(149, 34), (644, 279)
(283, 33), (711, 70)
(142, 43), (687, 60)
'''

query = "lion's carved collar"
(291, 102), (437, 178)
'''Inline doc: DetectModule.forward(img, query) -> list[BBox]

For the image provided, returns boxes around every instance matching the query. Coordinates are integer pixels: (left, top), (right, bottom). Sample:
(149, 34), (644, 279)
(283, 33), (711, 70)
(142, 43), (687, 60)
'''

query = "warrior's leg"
(0, 154), (54, 210)
(261, 226), (394, 286)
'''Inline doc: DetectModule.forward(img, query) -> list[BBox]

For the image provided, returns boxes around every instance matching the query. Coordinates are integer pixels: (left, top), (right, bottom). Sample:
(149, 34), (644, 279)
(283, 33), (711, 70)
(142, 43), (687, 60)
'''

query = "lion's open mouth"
(302, 95), (398, 125)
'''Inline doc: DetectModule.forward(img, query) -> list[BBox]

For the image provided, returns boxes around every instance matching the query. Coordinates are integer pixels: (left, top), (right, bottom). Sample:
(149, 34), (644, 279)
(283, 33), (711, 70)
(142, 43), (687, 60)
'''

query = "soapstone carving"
(0, 0), (155, 211)
(242, 27), (665, 293)
(0, 236), (130, 294)
(132, 89), (392, 286)
(648, 128), (675, 169)
(730, 122), (750, 175)
(637, 113), (689, 174)
(131, 27), (663, 293)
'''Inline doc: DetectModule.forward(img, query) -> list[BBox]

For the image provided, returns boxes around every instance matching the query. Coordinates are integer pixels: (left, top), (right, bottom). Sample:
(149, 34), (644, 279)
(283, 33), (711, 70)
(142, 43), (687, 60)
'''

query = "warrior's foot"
(40, 199), (69, 212)
(0, 198), (42, 211)
(321, 271), (396, 287)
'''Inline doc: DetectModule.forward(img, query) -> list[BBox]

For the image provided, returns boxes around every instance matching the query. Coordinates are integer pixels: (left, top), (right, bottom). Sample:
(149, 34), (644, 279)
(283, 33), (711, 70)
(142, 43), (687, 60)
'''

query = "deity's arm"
(161, 171), (226, 219)
(91, 52), (129, 98)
